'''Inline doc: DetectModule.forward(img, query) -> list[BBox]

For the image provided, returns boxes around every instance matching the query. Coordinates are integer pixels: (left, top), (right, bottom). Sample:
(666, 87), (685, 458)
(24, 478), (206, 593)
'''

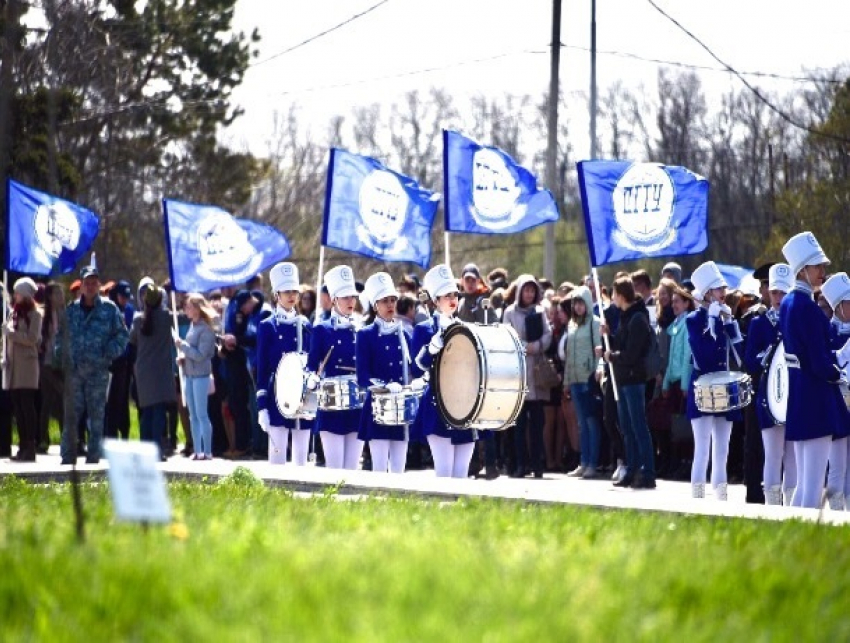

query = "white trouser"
(792, 436), (831, 508)
(690, 416), (732, 486)
(827, 436), (850, 501)
(321, 431), (363, 470)
(267, 427), (312, 466)
(762, 425), (797, 492)
(369, 439), (408, 474)
(428, 435), (476, 479)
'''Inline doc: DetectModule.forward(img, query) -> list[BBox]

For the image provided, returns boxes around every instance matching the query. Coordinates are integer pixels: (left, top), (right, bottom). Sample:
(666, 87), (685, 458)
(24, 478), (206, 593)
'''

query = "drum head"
(766, 343), (788, 424)
(435, 326), (481, 426)
(275, 352), (307, 418)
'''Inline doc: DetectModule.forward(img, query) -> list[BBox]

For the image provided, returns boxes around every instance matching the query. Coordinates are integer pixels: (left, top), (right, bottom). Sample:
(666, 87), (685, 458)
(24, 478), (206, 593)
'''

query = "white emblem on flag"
(196, 210), (261, 281)
(471, 149), (523, 229)
(357, 169), (410, 255)
(612, 163), (677, 253)
(33, 202), (81, 263)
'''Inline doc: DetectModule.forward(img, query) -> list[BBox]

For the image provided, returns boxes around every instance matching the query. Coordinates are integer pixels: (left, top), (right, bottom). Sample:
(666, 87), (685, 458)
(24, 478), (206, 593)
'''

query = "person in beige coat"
(3, 278), (43, 461)
(502, 274), (552, 478)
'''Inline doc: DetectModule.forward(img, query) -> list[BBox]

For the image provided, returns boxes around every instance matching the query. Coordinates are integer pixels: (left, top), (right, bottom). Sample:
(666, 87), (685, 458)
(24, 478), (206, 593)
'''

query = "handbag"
(525, 310), (545, 343)
(534, 356), (562, 390)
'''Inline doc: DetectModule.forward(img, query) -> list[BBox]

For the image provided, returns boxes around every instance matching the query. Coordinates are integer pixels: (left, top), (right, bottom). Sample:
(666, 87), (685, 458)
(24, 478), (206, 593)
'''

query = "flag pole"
(444, 232), (450, 268)
(315, 245), (326, 303)
(170, 289), (187, 408)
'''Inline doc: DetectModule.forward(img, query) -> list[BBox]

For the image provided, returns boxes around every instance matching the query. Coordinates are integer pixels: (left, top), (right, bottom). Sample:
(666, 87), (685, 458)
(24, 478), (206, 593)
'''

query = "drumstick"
(317, 346), (334, 377)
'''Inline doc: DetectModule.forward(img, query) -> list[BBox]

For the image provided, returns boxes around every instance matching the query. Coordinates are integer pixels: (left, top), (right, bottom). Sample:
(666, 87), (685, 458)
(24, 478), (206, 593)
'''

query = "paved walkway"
(2, 447), (848, 526)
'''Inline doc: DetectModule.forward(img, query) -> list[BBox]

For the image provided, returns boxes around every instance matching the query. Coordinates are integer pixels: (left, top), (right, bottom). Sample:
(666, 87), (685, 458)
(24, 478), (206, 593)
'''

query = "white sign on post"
(104, 439), (171, 524)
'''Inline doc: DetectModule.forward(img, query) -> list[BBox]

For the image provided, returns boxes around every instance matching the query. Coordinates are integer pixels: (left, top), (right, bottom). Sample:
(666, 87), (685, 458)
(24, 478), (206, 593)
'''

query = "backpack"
(644, 321), (663, 380)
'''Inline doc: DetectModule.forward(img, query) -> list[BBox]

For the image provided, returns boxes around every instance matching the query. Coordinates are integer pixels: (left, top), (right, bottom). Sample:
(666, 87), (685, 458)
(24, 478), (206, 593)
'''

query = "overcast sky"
(224, 0), (850, 159)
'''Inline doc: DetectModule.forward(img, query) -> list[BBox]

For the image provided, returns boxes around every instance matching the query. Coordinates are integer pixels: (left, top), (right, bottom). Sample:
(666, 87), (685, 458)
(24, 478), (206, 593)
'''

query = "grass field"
(1, 471), (848, 642)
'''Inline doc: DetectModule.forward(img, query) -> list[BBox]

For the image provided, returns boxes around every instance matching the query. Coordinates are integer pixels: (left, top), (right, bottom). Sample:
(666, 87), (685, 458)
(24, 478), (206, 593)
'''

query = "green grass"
(1, 472), (848, 642)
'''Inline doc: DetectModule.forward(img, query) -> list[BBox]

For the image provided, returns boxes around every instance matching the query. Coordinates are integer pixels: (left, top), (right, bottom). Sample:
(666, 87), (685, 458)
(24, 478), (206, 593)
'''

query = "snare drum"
(274, 352), (317, 420)
(433, 323), (527, 430)
(318, 375), (365, 411)
(371, 387), (424, 425)
(694, 371), (753, 413)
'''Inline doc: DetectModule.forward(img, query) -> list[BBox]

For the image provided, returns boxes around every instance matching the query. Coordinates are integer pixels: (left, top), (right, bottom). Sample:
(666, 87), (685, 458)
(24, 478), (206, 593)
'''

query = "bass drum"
(433, 323), (526, 431)
(765, 341), (788, 425)
(274, 352), (317, 420)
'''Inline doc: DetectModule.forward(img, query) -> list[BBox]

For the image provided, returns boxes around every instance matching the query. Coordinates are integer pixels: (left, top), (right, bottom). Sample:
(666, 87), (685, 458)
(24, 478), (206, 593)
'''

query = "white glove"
(708, 301), (722, 318)
(838, 337), (850, 366)
(305, 372), (320, 391)
(386, 382), (403, 394)
(718, 304), (732, 317)
(258, 409), (270, 433)
(428, 333), (444, 355)
(410, 377), (426, 392)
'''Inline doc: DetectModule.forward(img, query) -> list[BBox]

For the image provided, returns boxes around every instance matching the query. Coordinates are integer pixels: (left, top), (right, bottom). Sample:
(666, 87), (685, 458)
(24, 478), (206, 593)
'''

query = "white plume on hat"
(324, 265), (357, 299)
(270, 262), (299, 293)
(822, 273), (850, 310)
(423, 264), (457, 301)
(768, 263), (794, 294)
(690, 261), (726, 300)
(364, 272), (398, 307)
(782, 231), (830, 276)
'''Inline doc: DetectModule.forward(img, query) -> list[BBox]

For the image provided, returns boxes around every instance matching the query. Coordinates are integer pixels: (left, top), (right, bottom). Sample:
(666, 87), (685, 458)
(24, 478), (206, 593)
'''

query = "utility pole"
(0, 0), (22, 244)
(590, 0), (598, 160)
(544, 0), (562, 282)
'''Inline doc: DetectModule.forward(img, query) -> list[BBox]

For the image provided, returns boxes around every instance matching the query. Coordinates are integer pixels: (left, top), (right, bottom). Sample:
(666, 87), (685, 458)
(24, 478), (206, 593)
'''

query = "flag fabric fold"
(577, 160), (709, 267)
(163, 198), (290, 293)
(442, 129), (559, 235)
(5, 178), (100, 275)
(322, 148), (439, 269)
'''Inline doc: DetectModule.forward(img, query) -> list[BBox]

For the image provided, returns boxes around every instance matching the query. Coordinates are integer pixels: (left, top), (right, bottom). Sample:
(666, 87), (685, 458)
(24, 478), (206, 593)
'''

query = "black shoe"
(613, 474), (635, 488)
(631, 472), (656, 489)
(509, 468), (527, 479)
(85, 456), (100, 465)
(60, 458), (75, 465)
(484, 465), (500, 480)
(533, 469), (544, 479)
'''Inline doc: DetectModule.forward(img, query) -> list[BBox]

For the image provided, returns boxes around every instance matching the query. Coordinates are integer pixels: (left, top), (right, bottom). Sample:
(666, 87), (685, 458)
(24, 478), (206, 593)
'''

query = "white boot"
(826, 491), (846, 511)
(783, 487), (795, 506)
(692, 482), (705, 499)
(765, 485), (783, 506)
(714, 483), (728, 501)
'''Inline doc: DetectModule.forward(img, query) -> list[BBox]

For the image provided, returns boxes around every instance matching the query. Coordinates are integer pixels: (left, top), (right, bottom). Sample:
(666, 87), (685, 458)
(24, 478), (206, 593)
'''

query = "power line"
(249, 0), (392, 69)
(645, 0), (850, 144)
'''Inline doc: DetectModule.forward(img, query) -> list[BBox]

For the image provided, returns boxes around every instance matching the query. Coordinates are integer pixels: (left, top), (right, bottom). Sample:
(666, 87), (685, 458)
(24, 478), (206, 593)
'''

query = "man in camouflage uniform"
(58, 266), (129, 464)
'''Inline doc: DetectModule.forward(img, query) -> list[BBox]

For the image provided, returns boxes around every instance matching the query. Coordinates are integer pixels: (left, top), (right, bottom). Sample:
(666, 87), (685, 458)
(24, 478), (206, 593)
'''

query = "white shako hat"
(270, 262), (299, 293)
(782, 231), (830, 276)
(690, 261), (726, 300)
(822, 273), (850, 310)
(324, 265), (357, 299)
(364, 272), (398, 307)
(768, 263), (794, 294)
(423, 264), (458, 301)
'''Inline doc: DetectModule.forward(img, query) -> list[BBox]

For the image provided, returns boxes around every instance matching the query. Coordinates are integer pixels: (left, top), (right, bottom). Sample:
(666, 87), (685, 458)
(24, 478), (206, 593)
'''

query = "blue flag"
(5, 178), (100, 275)
(577, 160), (709, 267)
(322, 148), (439, 269)
(443, 129), (559, 234)
(163, 199), (291, 293)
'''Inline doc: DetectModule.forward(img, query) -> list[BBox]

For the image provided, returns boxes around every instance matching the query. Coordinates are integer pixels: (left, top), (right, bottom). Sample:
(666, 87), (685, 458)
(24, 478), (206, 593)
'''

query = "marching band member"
(411, 264), (478, 478)
(780, 232), (846, 508)
(306, 265), (363, 470)
(356, 272), (418, 473)
(686, 261), (743, 500)
(256, 262), (313, 466)
(743, 263), (797, 505)
(821, 272), (850, 510)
